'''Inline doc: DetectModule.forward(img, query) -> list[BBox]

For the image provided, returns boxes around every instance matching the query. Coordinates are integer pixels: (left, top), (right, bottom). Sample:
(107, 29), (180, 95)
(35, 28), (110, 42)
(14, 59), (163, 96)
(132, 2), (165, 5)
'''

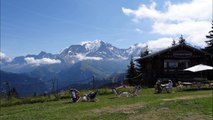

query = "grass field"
(0, 88), (213, 120)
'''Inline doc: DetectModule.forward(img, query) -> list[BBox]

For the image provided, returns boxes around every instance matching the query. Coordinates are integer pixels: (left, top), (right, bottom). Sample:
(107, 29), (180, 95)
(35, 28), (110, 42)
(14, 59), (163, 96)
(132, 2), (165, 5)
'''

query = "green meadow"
(0, 88), (212, 120)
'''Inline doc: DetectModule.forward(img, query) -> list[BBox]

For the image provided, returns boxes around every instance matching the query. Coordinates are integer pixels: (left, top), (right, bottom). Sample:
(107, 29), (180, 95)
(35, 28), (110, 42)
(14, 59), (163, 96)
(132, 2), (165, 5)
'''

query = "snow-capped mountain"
(59, 40), (145, 63)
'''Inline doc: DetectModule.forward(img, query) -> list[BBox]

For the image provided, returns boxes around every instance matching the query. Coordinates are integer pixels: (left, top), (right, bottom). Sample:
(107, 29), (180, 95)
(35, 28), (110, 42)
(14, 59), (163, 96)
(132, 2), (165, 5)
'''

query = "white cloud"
(135, 28), (143, 33)
(131, 37), (173, 52)
(25, 57), (61, 65)
(122, 0), (211, 48)
(122, 0), (211, 22)
(122, 1), (160, 22)
(152, 21), (209, 35)
(152, 20), (209, 47)
(147, 37), (173, 51)
(75, 54), (103, 61)
(162, 0), (211, 22)
(0, 52), (7, 59)
(0, 52), (11, 62)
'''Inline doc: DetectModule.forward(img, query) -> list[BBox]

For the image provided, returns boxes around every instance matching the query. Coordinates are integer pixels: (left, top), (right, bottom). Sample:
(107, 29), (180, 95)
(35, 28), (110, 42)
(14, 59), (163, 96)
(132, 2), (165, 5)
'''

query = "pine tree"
(172, 39), (176, 46)
(205, 21), (213, 54)
(178, 35), (186, 44)
(134, 45), (150, 86)
(142, 45), (149, 57)
(126, 56), (138, 86)
(10, 88), (18, 98)
(5, 81), (11, 100)
(136, 45), (149, 75)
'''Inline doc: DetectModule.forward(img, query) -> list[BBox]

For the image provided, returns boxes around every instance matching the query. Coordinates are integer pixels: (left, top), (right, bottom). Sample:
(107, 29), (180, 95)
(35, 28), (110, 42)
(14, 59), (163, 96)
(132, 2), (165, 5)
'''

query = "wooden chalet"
(136, 43), (213, 87)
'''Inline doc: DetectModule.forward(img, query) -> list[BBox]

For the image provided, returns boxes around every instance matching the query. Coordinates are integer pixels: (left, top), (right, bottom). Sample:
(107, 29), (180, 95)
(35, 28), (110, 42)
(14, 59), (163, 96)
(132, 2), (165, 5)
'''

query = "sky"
(0, 0), (212, 58)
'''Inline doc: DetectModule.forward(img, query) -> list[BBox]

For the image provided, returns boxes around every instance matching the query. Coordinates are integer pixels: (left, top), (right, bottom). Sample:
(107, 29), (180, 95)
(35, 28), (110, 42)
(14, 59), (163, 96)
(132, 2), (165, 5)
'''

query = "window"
(178, 60), (189, 69)
(164, 60), (178, 69)
(168, 61), (178, 68)
(164, 60), (190, 71)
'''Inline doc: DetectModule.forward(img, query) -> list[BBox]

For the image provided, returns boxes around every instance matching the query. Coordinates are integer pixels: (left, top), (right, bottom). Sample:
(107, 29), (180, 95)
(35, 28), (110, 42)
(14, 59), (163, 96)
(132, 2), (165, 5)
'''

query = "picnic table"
(209, 83), (213, 88)
(181, 82), (193, 87)
(176, 80), (213, 91)
(181, 82), (208, 89)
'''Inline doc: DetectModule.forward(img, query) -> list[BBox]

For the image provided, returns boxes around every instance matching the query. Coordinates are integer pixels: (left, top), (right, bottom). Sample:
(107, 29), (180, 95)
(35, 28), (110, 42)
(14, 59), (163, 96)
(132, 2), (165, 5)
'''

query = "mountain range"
(2, 40), (145, 66)
(0, 40), (146, 96)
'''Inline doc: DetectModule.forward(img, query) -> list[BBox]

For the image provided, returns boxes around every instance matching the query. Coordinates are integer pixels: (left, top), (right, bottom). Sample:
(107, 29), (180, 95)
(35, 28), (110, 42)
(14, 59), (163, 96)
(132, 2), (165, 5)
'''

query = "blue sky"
(1, 0), (212, 57)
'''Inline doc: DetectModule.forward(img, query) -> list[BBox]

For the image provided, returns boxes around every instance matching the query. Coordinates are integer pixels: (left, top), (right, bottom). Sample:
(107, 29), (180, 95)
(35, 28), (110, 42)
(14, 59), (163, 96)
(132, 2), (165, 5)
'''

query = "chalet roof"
(136, 43), (213, 61)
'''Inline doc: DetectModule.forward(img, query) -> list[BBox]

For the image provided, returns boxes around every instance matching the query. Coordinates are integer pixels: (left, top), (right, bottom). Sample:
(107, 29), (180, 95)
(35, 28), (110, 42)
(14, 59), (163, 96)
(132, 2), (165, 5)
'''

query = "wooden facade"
(136, 43), (213, 86)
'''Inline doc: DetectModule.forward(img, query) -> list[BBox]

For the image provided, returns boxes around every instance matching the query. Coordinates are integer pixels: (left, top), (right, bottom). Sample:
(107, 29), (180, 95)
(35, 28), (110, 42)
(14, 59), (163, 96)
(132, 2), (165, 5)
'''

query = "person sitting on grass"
(176, 81), (183, 91)
(154, 80), (162, 93)
(131, 85), (143, 96)
(70, 89), (80, 103)
(165, 80), (173, 93)
(82, 90), (98, 102)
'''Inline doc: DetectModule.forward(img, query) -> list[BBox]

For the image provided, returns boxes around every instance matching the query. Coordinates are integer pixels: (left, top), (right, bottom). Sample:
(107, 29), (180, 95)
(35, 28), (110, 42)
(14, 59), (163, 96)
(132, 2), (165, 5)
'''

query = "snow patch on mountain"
(125, 43), (147, 57)
(81, 39), (102, 52)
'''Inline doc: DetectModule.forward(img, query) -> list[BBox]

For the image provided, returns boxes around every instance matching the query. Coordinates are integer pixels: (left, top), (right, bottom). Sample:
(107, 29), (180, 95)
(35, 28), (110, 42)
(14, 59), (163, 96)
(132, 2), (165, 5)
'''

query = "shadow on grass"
(182, 88), (213, 92)
(62, 101), (73, 104)
(108, 96), (119, 99)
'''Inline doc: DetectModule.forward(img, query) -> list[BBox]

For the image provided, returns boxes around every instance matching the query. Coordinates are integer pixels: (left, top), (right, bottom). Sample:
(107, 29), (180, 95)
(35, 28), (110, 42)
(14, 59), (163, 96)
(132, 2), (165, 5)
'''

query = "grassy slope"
(0, 88), (212, 120)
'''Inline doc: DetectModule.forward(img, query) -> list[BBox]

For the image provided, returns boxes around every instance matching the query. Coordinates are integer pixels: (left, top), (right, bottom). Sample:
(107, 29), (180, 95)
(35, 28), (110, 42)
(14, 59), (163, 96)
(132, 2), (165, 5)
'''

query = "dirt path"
(90, 103), (144, 114)
(162, 93), (212, 101)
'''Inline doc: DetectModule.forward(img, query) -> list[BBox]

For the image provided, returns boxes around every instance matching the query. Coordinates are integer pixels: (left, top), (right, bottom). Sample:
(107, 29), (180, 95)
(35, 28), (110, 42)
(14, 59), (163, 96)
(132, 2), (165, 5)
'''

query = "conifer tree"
(136, 45), (149, 74)
(178, 35), (186, 44)
(205, 21), (213, 54)
(126, 56), (138, 86)
(142, 45), (149, 57)
(10, 88), (18, 98)
(172, 39), (176, 46)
